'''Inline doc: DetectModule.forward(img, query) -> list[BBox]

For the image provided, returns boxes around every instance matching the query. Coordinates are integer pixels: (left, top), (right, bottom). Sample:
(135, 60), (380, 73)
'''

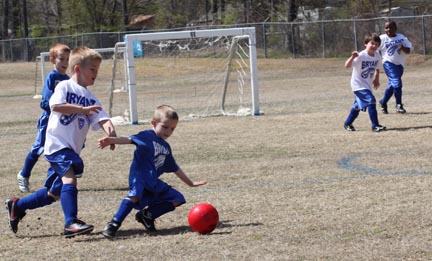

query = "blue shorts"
(352, 89), (376, 111)
(128, 179), (186, 210)
(44, 148), (84, 196)
(383, 62), (404, 89)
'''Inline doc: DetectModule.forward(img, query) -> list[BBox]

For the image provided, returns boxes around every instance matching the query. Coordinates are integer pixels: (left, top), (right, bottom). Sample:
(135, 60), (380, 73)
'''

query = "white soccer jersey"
(379, 33), (412, 66)
(350, 50), (382, 92)
(44, 79), (110, 155)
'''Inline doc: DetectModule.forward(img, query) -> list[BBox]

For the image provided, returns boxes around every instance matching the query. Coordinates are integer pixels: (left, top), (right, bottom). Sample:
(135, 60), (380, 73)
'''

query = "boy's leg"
(61, 170), (93, 238)
(103, 198), (137, 239)
(135, 202), (175, 232)
(379, 87), (393, 114)
(368, 105), (386, 132)
(136, 188), (185, 231)
(6, 188), (55, 233)
(18, 116), (48, 193)
(394, 87), (406, 113)
(47, 149), (93, 238)
(368, 104), (379, 129)
(344, 107), (359, 131)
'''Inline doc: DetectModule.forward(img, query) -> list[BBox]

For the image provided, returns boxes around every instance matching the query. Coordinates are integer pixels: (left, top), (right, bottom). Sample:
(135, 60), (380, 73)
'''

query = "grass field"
(0, 55), (432, 260)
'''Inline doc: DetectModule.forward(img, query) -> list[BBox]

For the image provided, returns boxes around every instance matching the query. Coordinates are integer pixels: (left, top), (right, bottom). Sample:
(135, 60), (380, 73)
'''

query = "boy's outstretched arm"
(174, 168), (207, 187)
(98, 136), (132, 149)
(99, 119), (118, 150)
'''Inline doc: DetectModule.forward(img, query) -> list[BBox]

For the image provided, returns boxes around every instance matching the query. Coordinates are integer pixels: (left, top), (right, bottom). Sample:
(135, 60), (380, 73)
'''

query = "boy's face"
(75, 59), (101, 87)
(384, 22), (397, 37)
(54, 51), (70, 74)
(365, 40), (380, 54)
(151, 117), (178, 140)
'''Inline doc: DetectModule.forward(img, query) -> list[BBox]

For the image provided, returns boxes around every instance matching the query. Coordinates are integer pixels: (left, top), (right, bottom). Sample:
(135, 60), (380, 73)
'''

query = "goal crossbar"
(124, 27), (260, 124)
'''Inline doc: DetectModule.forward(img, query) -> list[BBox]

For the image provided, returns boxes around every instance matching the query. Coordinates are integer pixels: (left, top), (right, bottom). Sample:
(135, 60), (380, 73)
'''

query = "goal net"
(113, 27), (260, 124)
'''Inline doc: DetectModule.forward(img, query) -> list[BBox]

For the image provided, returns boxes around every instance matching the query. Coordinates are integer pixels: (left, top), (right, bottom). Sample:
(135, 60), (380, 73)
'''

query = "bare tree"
(2, 0), (8, 39)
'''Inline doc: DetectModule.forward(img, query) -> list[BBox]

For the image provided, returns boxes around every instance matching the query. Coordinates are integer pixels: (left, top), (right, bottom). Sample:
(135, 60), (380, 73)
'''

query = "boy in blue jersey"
(99, 105), (207, 240)
(344, 33), (386, 132)
(378, 20), (412, 114)
(17, 43), (71, 193)
(6, 46), (117, 238)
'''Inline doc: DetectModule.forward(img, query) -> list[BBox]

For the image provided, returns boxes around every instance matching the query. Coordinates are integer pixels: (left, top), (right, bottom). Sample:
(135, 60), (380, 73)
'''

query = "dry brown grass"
(1, 56), (432, 260)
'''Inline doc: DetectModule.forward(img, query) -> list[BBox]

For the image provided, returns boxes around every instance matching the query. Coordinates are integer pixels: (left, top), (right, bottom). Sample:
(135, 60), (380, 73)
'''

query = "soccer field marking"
(338, 153), (432, 176)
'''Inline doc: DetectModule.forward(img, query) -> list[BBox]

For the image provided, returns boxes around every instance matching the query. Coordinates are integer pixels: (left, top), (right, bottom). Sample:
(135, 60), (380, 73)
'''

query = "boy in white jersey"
(378, 20), (412, 114)
(344, 33), (386, 132)
(6, 46), (117, 238)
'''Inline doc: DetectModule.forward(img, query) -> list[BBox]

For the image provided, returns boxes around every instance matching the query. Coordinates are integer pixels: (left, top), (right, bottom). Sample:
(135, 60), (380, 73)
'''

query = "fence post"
(353, 20), (358, 51)
(321, 21), (325, 58)
(422, 15), (426, 55)
(262, 22), (267, 58)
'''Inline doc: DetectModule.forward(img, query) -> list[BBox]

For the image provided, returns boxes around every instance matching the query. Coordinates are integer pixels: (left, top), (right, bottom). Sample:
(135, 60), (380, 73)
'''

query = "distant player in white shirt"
(344, 33), (386, 132)
(6, 46), (117, 238)
(378, 20), (412, 114)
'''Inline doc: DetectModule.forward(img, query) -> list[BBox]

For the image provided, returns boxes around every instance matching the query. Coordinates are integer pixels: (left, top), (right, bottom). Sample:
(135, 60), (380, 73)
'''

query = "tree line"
(2, 0), (432, 40)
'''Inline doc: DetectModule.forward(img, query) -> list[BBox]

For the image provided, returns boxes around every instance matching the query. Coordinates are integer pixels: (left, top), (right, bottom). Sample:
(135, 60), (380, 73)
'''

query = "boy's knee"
(47, 191), (59, 202)
(127, 196), (139, 204)
(173, 201), (185, 207)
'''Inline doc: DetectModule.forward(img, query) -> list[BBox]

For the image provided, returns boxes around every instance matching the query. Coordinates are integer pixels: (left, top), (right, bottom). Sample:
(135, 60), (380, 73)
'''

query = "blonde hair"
(49, 43), (70, 64)
(68, 46), (102, 74)
(153, 105), (179, 122)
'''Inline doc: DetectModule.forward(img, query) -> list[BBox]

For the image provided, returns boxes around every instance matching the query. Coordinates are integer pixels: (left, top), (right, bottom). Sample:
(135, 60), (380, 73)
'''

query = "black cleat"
(344, 124), (356, 131)
(380, 102), (388, 114)
(372, 125), (387, 132)
(102, 220), (121, 240)
(64, 219), (94, 238)
(5, 197), (26, 234)
(135, 207), (156, 232)
(396, 104), (406, 114)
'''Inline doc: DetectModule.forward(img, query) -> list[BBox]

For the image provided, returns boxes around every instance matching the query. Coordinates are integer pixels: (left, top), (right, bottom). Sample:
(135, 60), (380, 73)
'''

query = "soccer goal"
(117, 27), (260, 124)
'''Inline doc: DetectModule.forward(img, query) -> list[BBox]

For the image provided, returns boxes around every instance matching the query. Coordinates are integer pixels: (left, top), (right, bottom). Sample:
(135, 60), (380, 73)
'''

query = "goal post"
(123, 27), (260, 124)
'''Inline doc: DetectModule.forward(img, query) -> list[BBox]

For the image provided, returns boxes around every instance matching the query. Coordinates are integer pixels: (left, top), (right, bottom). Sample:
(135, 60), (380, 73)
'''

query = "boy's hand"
(373, 80), (380, 90)
(351, 51), (359, 58)
(82, 105), (102, 116)
(191, 181), (208, 187)
(98, 137), (112, 149)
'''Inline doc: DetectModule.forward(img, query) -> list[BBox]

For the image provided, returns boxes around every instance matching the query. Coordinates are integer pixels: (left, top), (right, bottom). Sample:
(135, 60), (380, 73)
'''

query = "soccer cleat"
(380, 102), (388, 114)
(372, 125), (387, 132)
(102, 220), (121, 240)
(64, 219), (94, 238)
(17, 172), (30, 193)
(396, 104), (406, 114)
(135, 207), (156, 232)
(344, 124), (356, 131)
(5, 197), (26, 233)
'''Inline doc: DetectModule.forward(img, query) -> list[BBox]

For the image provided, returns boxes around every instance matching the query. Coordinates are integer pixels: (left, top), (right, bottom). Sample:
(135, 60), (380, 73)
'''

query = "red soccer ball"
(188, 203), (219, 234)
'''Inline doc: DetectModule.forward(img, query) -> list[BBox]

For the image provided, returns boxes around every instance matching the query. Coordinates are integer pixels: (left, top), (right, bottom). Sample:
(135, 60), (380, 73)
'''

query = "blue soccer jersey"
(127, 130), (181, 203)
(40, 69), (70, 113)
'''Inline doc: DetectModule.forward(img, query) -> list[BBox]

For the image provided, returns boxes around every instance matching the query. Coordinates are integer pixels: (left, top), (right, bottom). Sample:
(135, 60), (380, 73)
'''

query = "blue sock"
(381, 87), (394, 105)
(344, 108), (359, 126)
(368, 105), (379, 128)
(21, 151), (40, 178)
(113, 198), (136, 224)
(60, 184), (78, 226)
(148, 202), (175, 219)
(394, 87), (402, 105)
(16, 188), (54, 211)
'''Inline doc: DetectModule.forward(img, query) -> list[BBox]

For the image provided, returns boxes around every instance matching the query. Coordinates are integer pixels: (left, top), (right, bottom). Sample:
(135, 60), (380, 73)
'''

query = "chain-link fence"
(1, 15), (431, 62)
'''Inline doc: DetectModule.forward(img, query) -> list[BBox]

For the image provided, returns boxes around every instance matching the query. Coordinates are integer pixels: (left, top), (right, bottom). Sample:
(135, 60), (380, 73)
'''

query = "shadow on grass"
(72, 220), (264, 242)
(386, 125), (432, 131)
